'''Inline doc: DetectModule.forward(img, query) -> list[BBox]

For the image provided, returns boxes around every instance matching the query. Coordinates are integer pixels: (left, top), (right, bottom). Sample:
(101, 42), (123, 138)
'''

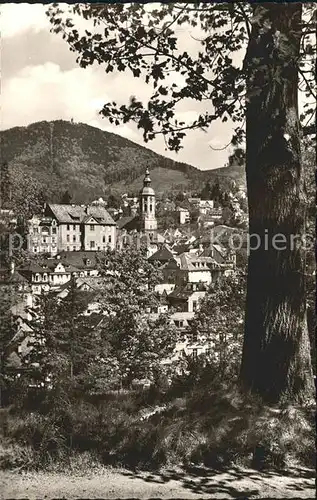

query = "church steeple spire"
(139, 167), (157, 240)
(143, 167), (151, 187)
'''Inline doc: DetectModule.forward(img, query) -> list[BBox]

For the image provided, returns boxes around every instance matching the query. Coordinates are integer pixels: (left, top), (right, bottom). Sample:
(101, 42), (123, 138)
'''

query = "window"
(90, 241), (95, 249)
(108, 235), (112, 243)
(192, 301), (197, 311)
(35, 274), (39, 282)
(52, 228), (57, 234)
(102, 235), (106, 243)
(43, 237), (47, 243)
(67, 246), (70, 251)
(150, 204), (153, 212)
(73, 235), (76, 242)
(67, 224), (70, 231)
(175, 320), (184, 328)
(73, 246), (76, 251)
(90, 225), (95, 231)
(192, 348), (198, 358)
(73, 224), (76, 230)
(33, 247), (37, 252)
(67, 235), (70, 242)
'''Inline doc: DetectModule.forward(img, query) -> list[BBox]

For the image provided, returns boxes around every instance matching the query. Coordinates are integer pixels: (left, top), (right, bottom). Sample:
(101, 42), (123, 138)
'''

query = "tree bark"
(240, 3), (314, 404)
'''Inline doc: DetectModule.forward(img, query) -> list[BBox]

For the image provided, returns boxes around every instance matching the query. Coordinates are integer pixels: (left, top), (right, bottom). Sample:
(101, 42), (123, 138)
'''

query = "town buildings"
(177, 207), (190, 225)
(27, 203), (117, 255)
(2, 167), (241, 368)
(116, 168), (160, 245)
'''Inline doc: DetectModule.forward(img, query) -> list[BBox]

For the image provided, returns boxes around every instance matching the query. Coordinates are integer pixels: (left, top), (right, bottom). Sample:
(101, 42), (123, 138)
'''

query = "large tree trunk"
(240, 3), (314, 404)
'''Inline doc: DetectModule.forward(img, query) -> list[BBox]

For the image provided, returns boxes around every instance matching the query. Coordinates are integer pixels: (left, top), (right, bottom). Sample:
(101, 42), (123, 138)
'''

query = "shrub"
(6, 412), (68, 468)
(245, 406), (316, 470)
(2, 381), (314, 472)
(0, 440), (35, 470)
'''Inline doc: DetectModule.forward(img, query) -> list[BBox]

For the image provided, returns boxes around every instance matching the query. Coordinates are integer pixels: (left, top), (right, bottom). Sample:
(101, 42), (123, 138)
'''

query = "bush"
(116, 385), (315, 471)
(2, 382), (315, 472)
(0, 440), (35, 470)
(6, 412), (68, 468)
(246, 406), (316, 470)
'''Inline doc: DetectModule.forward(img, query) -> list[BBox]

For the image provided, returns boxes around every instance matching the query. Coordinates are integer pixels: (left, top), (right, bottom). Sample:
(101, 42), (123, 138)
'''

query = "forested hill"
(1, 120), (246, 203)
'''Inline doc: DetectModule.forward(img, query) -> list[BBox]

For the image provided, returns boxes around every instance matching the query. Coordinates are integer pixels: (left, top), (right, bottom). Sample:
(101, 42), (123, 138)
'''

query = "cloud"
(1, 3), (234, 171)
(2, 62), (107, 128)
(0, 3), (50, 38)
(1, 29), (78, 80)
(1, 59), (232, 169)
(1, 61), (152, 145)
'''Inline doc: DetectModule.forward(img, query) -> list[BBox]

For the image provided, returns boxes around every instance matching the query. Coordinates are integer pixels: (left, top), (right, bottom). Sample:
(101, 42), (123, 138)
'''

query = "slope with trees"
(1, 120), (243, 205)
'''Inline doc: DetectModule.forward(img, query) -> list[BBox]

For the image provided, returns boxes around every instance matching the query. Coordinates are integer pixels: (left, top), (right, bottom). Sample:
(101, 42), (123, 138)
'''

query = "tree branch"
(303, 125), (316, 136)
(299, 68), (317, 100)
(235, 2), (252, 38)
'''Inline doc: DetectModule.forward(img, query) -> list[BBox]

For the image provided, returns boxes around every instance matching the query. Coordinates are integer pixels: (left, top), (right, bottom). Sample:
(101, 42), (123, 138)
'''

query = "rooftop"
(148, 245), (175, 263)
(18, 262), (47, 274)
(57, 251), (99, 269)
(46, 204), (116, 225)
(168, 283), (207, 300)
(117, 215), (139, 230)
(178, 252), (219, 271)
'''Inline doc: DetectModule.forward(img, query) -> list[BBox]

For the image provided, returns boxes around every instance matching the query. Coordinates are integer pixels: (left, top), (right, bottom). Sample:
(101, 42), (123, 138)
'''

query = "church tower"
(139, 168), (157, 240)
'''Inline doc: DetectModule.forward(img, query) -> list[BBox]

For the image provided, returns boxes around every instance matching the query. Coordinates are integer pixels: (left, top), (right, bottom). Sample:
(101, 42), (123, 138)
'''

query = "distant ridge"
(0, 120), (246, 203)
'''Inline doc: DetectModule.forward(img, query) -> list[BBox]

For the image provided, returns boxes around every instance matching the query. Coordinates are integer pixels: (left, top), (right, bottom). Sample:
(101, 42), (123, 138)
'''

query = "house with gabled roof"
(56, 275), (106, 299)
(148, 244), (175, 265)
(161, 258), (181, 284)
(0, 263), (33, 318)
(27, 203), (116, 255)
(176, 206), (191, 225)
(167, 282), (207, 313)
(18, 262), (51, 295)
(163, 227), (184, 242)
(176, 252), (223, 285)
(56, 250), (99, 276)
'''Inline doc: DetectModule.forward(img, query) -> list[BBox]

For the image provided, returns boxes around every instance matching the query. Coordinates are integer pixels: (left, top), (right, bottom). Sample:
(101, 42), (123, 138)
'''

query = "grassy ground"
(1, 385), (315, 472)
(1, 465), (315, 499)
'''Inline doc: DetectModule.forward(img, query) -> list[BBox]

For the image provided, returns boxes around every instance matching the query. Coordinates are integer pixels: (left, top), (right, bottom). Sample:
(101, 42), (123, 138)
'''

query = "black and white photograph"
(0, 1), (316, 498)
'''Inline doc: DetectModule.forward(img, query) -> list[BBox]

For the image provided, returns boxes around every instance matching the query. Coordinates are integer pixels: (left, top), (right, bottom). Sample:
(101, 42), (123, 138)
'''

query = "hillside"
(1, 120), (246, 203)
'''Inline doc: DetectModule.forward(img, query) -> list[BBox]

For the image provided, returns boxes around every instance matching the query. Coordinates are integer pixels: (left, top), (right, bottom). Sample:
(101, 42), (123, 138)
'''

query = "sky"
(1, 3), (237, 171)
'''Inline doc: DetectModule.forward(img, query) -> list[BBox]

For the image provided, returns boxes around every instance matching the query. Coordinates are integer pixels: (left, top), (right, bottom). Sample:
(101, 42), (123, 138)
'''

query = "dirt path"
(1, 465), (315, 499)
